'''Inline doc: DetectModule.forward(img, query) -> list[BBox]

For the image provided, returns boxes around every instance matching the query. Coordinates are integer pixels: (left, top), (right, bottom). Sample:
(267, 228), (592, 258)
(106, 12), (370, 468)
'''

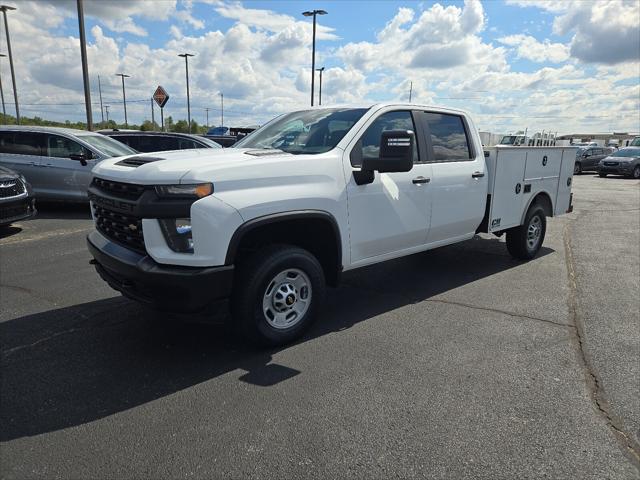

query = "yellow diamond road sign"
(153, 86), (169, 108)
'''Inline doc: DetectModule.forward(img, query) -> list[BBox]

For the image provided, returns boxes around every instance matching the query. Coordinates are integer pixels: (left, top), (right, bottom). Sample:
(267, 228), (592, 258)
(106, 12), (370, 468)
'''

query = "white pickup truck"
(87, 103), (575, 345)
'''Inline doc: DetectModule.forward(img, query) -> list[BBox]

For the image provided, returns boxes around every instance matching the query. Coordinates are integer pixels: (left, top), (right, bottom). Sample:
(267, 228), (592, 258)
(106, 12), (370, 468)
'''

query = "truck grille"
(0, 179), (26, 198)
(91, 177), (146, 200)
(93, 204), (145, 253)
(604, 161), (619, 166)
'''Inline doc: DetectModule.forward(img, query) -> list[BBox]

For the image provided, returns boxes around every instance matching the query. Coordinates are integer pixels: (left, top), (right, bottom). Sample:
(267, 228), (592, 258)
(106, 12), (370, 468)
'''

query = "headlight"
(155, 183), (213, 198)
(159, 218), (194, 253)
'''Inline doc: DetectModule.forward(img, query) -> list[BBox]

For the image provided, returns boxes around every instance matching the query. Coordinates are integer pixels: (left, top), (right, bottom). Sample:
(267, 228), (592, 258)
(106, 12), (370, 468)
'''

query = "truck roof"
(303, 102), (470, 116)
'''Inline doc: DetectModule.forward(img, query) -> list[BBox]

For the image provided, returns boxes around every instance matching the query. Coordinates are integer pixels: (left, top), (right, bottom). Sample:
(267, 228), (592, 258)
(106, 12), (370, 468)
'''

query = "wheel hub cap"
(527, 216), (542, 250)
(262, 269), (312, 329)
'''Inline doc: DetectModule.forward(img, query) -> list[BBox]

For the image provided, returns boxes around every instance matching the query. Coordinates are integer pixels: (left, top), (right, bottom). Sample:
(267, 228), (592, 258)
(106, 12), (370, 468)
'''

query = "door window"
(422, 112), (472, 161)
(46, 134), (92, 158)
(179, 139), (200, 149)
(0, 131), (45, 156)
(350, 110), (418, 167)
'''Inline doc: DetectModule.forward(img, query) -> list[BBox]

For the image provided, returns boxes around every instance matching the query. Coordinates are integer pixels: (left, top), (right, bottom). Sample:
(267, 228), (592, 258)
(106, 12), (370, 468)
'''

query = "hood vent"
(116, 156), (165, 168)
(244, 149), (286, 157)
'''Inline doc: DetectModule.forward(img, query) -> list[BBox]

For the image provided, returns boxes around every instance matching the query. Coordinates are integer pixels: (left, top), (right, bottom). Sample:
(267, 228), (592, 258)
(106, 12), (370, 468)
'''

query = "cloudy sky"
(2, 0), (639, 134)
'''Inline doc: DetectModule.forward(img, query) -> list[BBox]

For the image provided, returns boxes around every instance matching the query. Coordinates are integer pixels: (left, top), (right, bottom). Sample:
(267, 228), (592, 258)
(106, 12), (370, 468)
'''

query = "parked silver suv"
(0, 126), (136, 202)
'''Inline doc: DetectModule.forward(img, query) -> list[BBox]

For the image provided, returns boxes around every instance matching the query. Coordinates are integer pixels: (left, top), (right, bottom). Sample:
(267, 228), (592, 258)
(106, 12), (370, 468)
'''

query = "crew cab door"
(344, 109), (433, 264)
(417, 111), (487, 244)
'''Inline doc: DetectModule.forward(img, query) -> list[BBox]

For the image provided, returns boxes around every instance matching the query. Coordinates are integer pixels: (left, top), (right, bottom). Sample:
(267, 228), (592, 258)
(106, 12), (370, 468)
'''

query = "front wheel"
(632, 165), (640, 179)
(231, 245), (325, 346)
(506, 204), (547, 260)
(598, 172), (607, 178)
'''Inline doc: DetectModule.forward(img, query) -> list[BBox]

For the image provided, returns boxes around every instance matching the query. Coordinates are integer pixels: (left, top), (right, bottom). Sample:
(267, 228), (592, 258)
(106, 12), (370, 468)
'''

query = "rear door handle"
(412, 176), (430, 184)
(472, 171), (485, 178)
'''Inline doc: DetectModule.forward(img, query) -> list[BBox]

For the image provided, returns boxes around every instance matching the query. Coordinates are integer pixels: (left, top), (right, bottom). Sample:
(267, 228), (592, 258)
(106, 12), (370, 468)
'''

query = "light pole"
(76, 0), (93, 130)
(97, 75), (104, 125)
(316, 67), (324, 105)
(219, 92), (223, 128)
(302, 9), (327, 107)
(116, 73), (130, 127)
(0, 5), (19, 123)
(178, 53), (194, 133)
(205, 107), (210, 128)
(0, 53), (6, 119)
(105, 105), (110, 124)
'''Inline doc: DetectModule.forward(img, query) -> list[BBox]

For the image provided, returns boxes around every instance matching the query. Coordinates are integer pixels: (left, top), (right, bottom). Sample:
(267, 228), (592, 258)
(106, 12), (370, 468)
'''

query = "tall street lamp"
(316, 66), (324, 106)
(76, 0), (93, 130)
(302, 9), (327, 107)
(115, 73), (130, 127)
(219, 92), (223, 128)
(0, 5), (19, 123)
(178, 53), (194, 133)
(0, 53), (6, 118)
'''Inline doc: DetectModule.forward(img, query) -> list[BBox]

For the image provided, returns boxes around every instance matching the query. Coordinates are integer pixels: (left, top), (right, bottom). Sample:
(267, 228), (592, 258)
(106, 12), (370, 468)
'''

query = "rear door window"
(422, 113), (472, 161)
(0, 131), (45, 156)
(178, 139), (200, 149)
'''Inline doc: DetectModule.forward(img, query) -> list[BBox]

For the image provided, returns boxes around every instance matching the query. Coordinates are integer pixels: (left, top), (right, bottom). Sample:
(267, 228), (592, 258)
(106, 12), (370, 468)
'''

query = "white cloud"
(498, 34), (569, 63)
(507, 0), (640, 64)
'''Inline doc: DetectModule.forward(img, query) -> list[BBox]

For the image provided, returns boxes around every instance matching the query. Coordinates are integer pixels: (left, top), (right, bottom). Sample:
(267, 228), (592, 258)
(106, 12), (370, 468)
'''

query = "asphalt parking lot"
(1, 175), (638, 479)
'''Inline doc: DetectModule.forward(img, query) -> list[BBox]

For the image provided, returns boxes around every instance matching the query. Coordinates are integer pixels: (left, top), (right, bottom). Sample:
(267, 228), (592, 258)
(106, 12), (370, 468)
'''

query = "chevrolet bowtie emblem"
(128, 224), (138, 231)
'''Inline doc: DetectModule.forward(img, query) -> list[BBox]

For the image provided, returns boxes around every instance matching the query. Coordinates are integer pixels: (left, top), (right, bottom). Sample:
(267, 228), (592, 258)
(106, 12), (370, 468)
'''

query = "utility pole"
(220, 92), (223, 128)
(105, 105), (110, 124)
(116, 73), (130, 127)
(409, 81), (413, 102)
(76, 0), (93, 130)
(0, 53), (6, 119)
(150, 97), (155, 128)
(97, 75), (104, 125)
(205, 107), (209, 128)
(178, 53), (194, 133)
(0, 5), (19, 123)
(302, 9), (327, 107)
(316, 67), (324, 105)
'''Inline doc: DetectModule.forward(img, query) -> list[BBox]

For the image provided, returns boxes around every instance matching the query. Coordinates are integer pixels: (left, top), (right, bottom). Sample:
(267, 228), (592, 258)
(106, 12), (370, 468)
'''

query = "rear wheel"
(574, 162), (582, 175)
(231, 244), (325, 346)
(506, 204), (547, 260)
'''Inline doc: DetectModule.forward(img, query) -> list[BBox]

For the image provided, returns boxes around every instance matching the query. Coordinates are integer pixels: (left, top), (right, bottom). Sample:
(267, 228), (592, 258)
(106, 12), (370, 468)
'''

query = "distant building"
(556, 133), (639, 147)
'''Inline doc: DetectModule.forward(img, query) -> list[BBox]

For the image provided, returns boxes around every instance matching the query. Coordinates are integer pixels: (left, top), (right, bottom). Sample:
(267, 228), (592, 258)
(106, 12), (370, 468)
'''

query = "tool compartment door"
(522, 149), (562, 212)
(488, 148), (526, 232)
(555, 148), (576, 215)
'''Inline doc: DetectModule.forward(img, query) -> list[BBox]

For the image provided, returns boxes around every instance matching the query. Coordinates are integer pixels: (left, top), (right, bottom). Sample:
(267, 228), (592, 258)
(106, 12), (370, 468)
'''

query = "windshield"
(81, 134), (137, 157)
(611, 149), (640, 158)
(234, 108), (368, 154)
(500, 136), (517, 145)
(630, 137), (640, 147)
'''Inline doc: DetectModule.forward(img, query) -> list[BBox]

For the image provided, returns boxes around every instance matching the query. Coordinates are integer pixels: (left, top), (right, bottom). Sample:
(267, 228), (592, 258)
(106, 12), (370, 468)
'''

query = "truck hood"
(91, 148), (299, 184)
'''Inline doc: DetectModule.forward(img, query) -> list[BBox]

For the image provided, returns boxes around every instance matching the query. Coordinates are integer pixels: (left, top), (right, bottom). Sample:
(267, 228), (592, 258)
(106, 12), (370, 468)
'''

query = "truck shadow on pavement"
(0, 236), (553, 441)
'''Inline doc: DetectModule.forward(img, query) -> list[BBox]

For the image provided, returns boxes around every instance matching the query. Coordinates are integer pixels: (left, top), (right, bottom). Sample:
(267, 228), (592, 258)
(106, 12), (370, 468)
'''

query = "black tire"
(598, 172), (607, 178)
(506, 203), (547, 260)
(573, 162), (582, 175)
(231, 244), (325, 346)
(632, 165), (640, 179)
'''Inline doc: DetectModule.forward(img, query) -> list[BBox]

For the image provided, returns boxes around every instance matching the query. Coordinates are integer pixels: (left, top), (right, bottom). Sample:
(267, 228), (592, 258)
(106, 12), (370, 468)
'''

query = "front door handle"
(472, 171), (485, 178)
(412, 176), (430, 184)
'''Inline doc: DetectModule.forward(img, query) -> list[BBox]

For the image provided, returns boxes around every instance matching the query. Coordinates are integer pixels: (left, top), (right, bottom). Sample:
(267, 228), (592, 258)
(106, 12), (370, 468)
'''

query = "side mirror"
(362, 130), (415, 173)
(69, 153), (88, 166)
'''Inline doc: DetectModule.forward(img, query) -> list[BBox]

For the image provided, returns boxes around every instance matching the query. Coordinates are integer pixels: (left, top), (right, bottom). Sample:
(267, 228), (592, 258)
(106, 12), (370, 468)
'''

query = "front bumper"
(0, 196), (36, 226)
(598, 163), (633, 175)
(87, 230), (234, 312)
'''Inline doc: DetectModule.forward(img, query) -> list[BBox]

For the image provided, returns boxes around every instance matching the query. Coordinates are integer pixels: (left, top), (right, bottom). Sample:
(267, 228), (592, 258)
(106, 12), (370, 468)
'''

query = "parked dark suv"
(100, 131), (221, 153)
(0, 165), (36, 226)
(574, 147), (613, 174)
